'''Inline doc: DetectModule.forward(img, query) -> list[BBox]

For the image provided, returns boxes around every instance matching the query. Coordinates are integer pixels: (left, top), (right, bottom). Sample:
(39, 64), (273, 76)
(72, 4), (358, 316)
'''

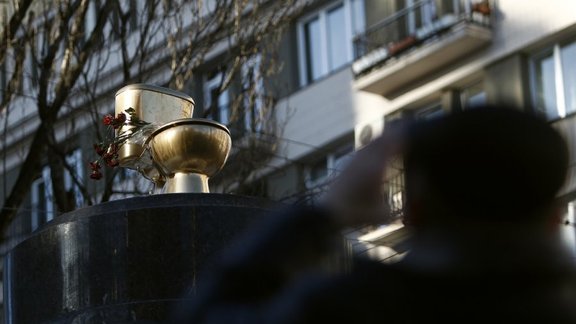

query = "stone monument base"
(4, 193), (276, 323)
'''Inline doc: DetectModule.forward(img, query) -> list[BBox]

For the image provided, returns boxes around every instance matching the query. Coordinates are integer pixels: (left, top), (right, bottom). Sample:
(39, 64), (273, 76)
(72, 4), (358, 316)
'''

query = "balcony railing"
(353, 0), (492, 76)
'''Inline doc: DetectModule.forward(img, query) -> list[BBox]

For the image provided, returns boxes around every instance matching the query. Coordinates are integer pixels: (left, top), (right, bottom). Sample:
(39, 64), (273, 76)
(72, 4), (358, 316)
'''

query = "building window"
(241, 55), (265, 133)
(405, 0), (437, 35)
(414, 102), (444, 120)
(31, 167), (53, 231)
(297, 0), (365, 86)
(386, 158), (405, 219)
(129, 0), (140, 31)
(532, 40), (576, 119)
(460, 82), (486, 109)
(85, 0), (97, 38)
(204, 71), (230, 125)
(30, 149), (84, 231)
(65, 149), (84, 208)
(305, 145), (354, 191)
(307, 157), (329, 187)
(562, 200), (576, 259)
(29, 43), (39, 88)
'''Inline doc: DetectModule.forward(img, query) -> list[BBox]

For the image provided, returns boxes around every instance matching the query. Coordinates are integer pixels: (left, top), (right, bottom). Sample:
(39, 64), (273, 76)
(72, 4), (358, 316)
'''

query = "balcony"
(352, 0), (493, 97)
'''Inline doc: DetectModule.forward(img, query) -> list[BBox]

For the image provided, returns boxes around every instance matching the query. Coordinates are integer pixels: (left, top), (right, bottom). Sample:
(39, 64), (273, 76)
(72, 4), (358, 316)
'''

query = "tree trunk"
(0, 125), (48, 239)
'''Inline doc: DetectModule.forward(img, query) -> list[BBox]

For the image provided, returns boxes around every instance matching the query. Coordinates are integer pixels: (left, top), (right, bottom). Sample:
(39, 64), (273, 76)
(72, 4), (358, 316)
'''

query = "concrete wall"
(274, 69), (357, 163)
(266, 164), (303, 200)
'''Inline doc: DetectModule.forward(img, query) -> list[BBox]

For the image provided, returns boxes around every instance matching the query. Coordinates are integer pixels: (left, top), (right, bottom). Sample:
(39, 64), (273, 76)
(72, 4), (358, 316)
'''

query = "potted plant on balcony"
(388, 35), (417, 56)
(472, 0), (491, 15)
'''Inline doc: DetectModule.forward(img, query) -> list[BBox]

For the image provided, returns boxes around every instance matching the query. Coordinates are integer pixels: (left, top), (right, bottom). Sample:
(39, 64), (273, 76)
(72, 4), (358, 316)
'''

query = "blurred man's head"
(403, 105), (568, 228)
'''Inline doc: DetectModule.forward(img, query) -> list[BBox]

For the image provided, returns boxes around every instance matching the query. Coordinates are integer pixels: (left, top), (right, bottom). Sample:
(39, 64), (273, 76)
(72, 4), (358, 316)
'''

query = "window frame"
(530, 39), (576, 120)
(304, 145), (354, 190)
(405, 0), (438, 35)
(31, 166), (54, 231)
(65, 148), (84, 207)
(203, 71), (230, 125)
(30, 149), (84, 231)
(297, 0), (365, 86)
(241, 54), (265, 133)
(562, 200), (576, 258)
(414, 102), (444, 120)
(460, 81), (486, 110)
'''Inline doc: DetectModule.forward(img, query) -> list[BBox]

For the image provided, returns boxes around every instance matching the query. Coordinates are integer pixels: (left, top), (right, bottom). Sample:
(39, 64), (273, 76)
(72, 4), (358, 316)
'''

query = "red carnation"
(93, 144), (106, 156)
(103, 114), (114, 126)
(115, 113), (127, 124)
(112, 113), (126, 129)
(107, 159), (119, 167)
(89, 161), (101, 171)
(111, 144), (119, 153)
(90, 108), (149, 180)
(90, 171), (103, 180)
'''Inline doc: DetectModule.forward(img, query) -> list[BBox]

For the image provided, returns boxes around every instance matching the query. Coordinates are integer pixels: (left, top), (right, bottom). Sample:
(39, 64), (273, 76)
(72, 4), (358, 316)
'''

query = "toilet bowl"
(146, 118), (231, 193)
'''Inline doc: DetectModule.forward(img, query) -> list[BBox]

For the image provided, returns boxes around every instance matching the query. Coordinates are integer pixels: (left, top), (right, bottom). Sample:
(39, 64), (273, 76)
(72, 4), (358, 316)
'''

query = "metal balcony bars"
(353, 0), (492, 61)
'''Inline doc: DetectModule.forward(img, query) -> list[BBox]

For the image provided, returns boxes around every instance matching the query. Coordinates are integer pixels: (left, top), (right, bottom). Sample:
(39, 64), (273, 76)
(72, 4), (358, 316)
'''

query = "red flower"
(90, 107), (149, 180)
(90, 171), (103, 180)
(115, 113), (127, 124)
(94, 144), (106, 156)
(108, 144), (119, 154)
(107, 159), (119, 167)
(103, 114), (114, 126)
(89, 161), (101, 171)
(112, 113), (127, 129)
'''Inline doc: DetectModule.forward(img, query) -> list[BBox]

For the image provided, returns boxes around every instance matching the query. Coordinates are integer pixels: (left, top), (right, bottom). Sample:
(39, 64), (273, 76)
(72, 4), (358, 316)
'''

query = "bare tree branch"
(0, 0), (114, 237)
(0, 0), (310, 239)
(0, 0), (34, 69)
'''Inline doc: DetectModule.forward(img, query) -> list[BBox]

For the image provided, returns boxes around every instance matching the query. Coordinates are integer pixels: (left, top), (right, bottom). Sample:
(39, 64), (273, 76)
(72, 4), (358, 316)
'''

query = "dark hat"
(404, 105), (568, 221)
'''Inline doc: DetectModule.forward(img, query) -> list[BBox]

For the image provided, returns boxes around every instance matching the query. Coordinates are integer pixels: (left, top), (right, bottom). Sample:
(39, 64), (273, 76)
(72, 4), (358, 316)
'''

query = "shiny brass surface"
(164, 173), (209, 193)
(115, 84), (195, 168)
(147, 118), (231, 193)
(140, 164), (166, 188)
(118, 143), (145, 166)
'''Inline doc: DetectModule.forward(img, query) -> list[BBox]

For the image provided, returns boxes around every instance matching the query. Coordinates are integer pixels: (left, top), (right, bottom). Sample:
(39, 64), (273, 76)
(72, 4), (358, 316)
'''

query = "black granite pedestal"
(3, 193), (277, 323)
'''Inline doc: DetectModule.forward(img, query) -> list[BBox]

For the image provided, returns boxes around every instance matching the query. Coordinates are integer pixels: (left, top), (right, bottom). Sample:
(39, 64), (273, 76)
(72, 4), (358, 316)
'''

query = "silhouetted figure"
(173, 105), (576, 323)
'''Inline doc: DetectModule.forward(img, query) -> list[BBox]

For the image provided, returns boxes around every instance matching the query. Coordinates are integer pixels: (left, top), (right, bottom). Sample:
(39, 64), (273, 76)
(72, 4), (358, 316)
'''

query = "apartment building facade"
(256, 0), (576, 259)
(0, 0), (575, 295)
